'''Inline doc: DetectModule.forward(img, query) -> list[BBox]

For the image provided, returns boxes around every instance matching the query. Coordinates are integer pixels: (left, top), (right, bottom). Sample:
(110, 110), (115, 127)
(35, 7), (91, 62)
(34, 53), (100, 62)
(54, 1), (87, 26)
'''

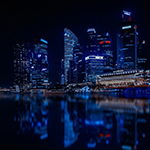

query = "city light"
(122, 25), (132, 29)
(38, 54), (41, 57)
(40, 38), (48, 44)
(87, 28), (96, 33)
(85, 55), (103, 60)
(123, 10), (131, 16)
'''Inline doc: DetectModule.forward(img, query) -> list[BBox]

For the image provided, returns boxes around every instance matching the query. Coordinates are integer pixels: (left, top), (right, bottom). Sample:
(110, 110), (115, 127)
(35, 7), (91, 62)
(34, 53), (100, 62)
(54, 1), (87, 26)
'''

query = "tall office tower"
(117, 10), (138, 70)
(13, 43), (31, 91)
(31, 38), (49, 88)
(85, 28), (104, 82)
(97, 32), (113, 73)
(64, 28), (78, 84)
(73, 44), (84, 83)
(137, 40), (147, 70)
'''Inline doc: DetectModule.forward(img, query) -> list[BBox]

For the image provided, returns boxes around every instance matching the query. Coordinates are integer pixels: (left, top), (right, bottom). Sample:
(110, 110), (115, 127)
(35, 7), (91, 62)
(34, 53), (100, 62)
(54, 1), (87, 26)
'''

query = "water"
(0, 92), (150, 150)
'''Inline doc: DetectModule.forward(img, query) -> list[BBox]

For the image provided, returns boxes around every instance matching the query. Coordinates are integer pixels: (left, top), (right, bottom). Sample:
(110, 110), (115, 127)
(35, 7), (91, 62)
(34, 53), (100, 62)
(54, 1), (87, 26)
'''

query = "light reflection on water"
(0, 92), (150, 149)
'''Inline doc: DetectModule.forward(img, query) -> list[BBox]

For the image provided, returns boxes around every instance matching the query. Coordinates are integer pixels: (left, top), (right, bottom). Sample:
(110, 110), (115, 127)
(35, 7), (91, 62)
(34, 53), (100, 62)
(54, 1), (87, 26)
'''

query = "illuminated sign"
(40, 38), (48, 44)
(123, 10), (131, 16)
(99, 41), (104, 44)
(105, 41), (111, 44)
(99, 41), (111, 44)
(122, 25), (131, 29)
(85, 55), (103, 60)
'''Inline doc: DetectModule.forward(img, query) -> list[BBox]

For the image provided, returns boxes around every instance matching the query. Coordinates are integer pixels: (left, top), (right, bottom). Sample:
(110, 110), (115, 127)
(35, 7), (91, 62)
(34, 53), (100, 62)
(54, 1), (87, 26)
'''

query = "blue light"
(37, 122), (42, 127)
(40, 133), (48, 140)
(38, 54), (41, 57)
(106, 140), (109, 144)
(85, 119), (104, 125)
(40, 38), (48, 44)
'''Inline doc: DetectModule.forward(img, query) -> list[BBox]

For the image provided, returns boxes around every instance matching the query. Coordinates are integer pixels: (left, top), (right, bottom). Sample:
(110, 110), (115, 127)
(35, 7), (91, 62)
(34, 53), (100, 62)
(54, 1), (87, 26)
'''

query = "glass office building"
(64, 28), (78, 84)
(85, 29), (113, 82)
(13, 43), (31, 91)
(97, 32), (113, 73)
(31, 39), (49, 88)
(117, 10), (138, 70)
(137, 40), (147, 70)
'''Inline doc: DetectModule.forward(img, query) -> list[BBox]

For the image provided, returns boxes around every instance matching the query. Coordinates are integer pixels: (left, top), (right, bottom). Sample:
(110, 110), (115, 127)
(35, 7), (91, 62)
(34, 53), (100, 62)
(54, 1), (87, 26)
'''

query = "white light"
(122, 25), (131, 29)
(123, 10), (131, 16)
(85, 55), (103, 60)
(142, 40), (145, 44)
(38, 54), (41, 57)
(87, 28), (96, 33)
(42, 68), (47, 71)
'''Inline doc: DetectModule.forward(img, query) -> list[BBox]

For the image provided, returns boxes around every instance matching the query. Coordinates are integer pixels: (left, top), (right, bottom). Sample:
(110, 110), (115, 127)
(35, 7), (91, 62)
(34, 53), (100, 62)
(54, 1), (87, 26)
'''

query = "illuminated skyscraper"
(31, 38), (49, 88)
(13, 43), (31, 91)
(85, 29), (113, 82)
(64, 28), (78, 84)
(97, 32), (113, 73)
(117, 10), (138, 69)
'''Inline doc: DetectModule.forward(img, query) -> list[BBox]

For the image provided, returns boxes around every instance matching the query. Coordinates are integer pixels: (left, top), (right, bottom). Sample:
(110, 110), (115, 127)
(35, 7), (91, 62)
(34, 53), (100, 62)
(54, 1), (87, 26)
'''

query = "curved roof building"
(64, 28), (78, 83)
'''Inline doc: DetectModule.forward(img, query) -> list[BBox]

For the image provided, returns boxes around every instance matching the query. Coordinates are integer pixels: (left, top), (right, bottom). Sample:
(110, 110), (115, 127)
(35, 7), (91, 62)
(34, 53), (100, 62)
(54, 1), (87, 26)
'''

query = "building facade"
(64, 28), (78, 84)
(73, 43), (85, 83)
(117, 10), (138, 70)
(13, 43), (31, 91)
(85, 28), (113, 82)
(137, 40), (147, 70)
(97, 32), (113, 73)
(31, 38), (49, 88)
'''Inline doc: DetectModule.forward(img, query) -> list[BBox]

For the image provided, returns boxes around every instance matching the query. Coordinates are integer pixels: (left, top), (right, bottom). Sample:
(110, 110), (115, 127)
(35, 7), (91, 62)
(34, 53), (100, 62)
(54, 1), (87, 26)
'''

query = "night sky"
(0, 0), (150, 87)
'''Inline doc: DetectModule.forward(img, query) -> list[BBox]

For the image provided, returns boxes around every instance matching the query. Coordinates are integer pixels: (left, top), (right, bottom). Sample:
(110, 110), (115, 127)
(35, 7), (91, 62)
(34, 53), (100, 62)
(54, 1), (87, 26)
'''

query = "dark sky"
(0, 0), (150, 87)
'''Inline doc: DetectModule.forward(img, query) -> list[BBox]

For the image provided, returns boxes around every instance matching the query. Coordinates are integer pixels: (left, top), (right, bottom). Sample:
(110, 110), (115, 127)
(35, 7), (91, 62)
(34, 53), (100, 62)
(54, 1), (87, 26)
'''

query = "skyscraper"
(31, 38), (49, 88)
(13, 43), (31, 91)
(85, 28), (112, 82)
(97, 32), (113, 73)
(117, 10), (138, 70)
(64, 28), (78, 84)
(73, 43), (85, 83)
(137, 40), (147, 70)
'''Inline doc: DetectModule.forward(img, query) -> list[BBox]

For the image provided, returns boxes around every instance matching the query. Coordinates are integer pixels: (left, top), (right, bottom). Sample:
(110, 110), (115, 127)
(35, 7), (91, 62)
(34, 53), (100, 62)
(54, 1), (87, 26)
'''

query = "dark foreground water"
(0, 92), (150, 150)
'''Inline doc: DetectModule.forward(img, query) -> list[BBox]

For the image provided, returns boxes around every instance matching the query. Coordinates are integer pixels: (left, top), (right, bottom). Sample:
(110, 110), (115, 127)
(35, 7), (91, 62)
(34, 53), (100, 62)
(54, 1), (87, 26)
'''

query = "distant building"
(137, 40), (147, 70)
(31, 38), (49, 88)
(13, 43), (31, 91)
(73, 44), (85, 83)
(117, 10), (138, 70)
(97, 32), (113, 73)
(85, 29), (113, 82)
(64, 28), (78, 84)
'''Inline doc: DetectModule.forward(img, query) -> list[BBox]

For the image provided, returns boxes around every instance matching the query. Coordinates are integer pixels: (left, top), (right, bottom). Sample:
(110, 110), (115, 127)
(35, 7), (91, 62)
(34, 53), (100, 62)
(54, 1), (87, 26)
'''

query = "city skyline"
(0, 1), (150, 87)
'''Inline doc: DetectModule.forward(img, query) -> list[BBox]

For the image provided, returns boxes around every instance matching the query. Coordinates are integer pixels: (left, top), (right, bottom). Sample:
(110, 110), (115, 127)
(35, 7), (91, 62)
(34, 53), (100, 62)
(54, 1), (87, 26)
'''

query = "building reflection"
(64, 94), (150, 149)
(14, 94), (49, 140)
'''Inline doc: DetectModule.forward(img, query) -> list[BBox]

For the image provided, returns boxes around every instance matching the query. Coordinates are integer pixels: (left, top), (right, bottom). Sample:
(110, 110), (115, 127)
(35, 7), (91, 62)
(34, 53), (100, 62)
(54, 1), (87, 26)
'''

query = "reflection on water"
(14, 94), (49, 140)
(0, 92), (150, 149)
(63, 93), (150, 150)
